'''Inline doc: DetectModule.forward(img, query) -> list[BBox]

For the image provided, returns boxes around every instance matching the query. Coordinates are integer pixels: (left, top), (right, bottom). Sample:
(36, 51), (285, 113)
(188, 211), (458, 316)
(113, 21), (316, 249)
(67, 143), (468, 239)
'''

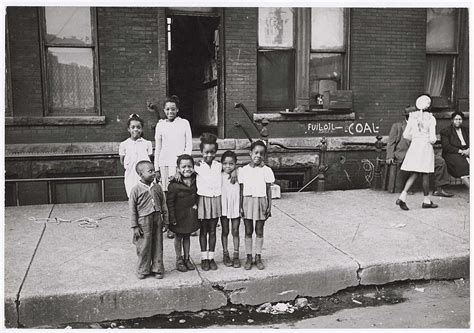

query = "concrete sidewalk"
(4, 187), (470, 328)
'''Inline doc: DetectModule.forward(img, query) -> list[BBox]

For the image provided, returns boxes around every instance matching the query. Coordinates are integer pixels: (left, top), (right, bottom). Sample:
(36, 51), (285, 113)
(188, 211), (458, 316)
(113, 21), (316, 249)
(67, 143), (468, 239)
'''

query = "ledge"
(5, 116), (106, 126)
(254, 111), (355, 122)
(432, 110), (469, 119)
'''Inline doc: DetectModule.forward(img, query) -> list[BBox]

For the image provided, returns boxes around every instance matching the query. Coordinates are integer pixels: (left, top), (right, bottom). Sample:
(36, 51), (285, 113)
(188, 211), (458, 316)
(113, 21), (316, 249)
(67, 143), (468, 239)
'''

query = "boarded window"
(426, 8), (457, 52)
(257, 50), (295, 110)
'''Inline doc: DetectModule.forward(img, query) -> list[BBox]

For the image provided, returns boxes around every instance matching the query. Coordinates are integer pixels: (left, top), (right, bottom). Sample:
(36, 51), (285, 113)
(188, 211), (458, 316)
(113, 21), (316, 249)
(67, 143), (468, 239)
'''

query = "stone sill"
(254, 111), (355, 122)
(5, 116), (106, 126)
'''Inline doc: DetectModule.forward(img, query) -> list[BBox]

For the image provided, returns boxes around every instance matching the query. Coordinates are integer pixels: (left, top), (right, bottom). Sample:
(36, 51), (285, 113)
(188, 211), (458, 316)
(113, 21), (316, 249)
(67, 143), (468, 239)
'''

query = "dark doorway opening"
(168, 15), (220, 137)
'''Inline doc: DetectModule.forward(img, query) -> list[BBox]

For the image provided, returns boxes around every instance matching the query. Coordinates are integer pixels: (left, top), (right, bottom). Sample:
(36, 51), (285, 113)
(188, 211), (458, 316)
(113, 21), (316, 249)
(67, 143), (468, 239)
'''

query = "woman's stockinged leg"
(221, 216), (230, 253)
(422, 173), (430, 196)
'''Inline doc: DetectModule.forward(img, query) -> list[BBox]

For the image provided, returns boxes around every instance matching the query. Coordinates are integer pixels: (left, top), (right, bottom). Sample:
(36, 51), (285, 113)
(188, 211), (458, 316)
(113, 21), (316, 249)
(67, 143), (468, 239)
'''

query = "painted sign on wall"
(305, 121), (380, 136)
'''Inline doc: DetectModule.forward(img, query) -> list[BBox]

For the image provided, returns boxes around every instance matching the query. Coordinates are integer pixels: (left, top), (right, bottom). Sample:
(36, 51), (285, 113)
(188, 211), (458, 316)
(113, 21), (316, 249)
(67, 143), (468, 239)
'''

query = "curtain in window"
(425, 56), (449, 97)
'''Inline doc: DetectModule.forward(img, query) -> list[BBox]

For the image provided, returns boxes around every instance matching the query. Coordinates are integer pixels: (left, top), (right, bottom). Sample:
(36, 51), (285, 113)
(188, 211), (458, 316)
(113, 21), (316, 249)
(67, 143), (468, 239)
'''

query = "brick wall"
(350, 8), (427, 135)
(6, 7), (166, 144)
(223, 8), (259, 138)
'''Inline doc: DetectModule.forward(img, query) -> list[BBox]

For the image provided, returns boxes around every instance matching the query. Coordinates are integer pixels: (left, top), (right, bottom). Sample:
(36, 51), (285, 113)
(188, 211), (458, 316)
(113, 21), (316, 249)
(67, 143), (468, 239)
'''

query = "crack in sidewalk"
(272, 204), (363, 282)
(14, 204), (55, 327)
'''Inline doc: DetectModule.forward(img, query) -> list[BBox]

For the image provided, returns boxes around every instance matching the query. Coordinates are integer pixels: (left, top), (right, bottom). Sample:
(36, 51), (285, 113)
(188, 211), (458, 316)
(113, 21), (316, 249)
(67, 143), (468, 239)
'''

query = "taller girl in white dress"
(396, 94), (438, 210)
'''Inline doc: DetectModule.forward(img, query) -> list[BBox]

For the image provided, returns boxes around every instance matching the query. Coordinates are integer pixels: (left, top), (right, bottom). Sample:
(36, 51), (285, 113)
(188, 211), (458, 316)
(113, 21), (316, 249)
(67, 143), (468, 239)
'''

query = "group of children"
(120, 96), (275, 279)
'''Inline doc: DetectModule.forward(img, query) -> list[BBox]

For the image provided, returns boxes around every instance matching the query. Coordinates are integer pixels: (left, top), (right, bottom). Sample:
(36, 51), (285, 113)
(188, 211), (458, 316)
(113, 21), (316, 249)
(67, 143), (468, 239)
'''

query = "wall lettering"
(305, 121), (380, 136)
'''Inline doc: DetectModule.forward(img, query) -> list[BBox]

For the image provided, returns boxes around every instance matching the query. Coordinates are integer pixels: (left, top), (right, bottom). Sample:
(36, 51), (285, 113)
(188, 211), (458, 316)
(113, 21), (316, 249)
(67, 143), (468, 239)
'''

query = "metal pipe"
(234, 102), (261, 132)
(5, 175), (124, 183)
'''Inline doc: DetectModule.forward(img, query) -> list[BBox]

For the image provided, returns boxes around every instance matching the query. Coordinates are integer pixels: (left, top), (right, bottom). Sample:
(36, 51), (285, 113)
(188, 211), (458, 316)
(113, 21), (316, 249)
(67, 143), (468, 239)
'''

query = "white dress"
(400, 111), (437, 173)
(221, 172), (240, 219)
(119, 137), (153, 197)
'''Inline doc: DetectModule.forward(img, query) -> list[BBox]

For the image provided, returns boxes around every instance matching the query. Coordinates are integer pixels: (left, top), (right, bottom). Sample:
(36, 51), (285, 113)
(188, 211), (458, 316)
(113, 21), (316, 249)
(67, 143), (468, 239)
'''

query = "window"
(40, 7), (99, 116)
(310, 8), (347, 109)
(257, 8), (349, 112)
(425, 8), (458, 108)
(257, 8), (295, 111)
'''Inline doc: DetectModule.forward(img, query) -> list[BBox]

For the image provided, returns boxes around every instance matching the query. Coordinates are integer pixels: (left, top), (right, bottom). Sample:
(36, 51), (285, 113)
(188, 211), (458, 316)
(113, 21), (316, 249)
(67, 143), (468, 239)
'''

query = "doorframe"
(165, 8), (225, 138)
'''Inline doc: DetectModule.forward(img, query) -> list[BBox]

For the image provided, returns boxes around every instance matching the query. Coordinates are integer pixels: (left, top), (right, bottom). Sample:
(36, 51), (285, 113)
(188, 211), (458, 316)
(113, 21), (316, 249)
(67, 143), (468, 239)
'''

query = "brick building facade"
(5, 7), (469, 205)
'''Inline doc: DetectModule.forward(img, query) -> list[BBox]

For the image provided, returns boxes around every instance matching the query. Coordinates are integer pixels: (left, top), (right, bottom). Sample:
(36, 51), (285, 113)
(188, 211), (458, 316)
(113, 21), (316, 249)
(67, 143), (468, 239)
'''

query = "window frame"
(425, 8), (460, 109)
(38, 7), (101, 117)
(256, 7), (351, 113)
(257, 7), (297, 111)
(309, 8), (350, 95)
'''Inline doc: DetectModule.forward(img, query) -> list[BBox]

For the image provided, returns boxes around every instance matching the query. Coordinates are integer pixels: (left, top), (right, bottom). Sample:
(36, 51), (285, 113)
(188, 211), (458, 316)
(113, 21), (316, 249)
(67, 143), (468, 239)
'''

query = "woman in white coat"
(396, 94), (438, 210)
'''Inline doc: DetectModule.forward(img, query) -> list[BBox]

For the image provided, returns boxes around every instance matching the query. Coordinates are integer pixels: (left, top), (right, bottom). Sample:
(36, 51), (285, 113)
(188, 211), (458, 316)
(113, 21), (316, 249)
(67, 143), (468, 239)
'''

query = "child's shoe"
(232, 255), (241, 268)
(201, 259), (210, 271)
(184, 258), (195, 271)
(167, 230), (175, 239)
(136, 273), (146, 279)
(155, 272), (164, 279)
(255, 254), (265, 270)
(176, 256), (188, 272)
(223, 252), (232, 267)
(244, 254), (253, 270)
(209, 259), (218, 270)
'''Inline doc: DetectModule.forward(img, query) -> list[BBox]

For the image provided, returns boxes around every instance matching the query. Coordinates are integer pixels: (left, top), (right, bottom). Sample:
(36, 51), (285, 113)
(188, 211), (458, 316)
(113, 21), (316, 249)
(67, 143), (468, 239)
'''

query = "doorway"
(167, 15), (220, 136)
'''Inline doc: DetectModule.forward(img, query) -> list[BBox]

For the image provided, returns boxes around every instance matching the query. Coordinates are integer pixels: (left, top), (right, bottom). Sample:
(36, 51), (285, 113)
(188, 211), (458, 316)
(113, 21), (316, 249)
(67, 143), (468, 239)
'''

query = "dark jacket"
(386, 120), (410, 162)
(440, 124), (469, 154)
(166, 175), (200, 234)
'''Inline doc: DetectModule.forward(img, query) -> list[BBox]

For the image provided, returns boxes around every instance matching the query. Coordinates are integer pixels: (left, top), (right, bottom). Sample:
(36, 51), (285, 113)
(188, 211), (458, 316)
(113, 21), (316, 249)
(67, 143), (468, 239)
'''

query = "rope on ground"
(28, 215), (127, 229)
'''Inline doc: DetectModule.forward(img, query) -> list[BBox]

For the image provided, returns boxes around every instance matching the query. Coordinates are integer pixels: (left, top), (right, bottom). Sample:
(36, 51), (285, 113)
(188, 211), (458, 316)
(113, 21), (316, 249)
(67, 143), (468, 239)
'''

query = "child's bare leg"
(199, 220), (208, 259)
(183, 234), (191, 259)
(243, 219), (254, 270)
(231, 218), (240, 255)
(208, 218), (219, 270)
(174, 234), (183, 259)
(254, 220), (266, 270)
(221, 216), (230, 253)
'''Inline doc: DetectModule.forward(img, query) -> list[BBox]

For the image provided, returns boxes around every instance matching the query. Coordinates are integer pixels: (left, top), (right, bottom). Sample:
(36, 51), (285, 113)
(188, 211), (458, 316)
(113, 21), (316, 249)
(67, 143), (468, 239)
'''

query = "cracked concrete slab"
(197, 206), (360, 305)
(273, 189), (469, 285)
(4, 204), (53, 327)
(16, 203), (226, 327)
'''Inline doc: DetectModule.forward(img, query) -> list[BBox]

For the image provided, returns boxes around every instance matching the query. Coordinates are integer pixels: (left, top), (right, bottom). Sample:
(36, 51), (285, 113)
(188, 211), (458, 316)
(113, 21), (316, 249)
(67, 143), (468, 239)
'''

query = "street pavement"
(4, 187), (470, 327)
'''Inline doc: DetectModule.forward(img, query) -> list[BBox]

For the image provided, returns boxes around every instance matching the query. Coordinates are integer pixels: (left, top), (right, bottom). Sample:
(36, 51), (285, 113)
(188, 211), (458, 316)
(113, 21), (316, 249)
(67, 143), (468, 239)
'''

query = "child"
(154, 95), (192, 239)
(154, 95), (192, 192)
(167, 154), (200, 272)
(238, 140), (274, 270)
(220, 150), (241, 268)
(195, 133), (222, 271)
(129, 160), (169, 279)
(119, 114), (153, 198)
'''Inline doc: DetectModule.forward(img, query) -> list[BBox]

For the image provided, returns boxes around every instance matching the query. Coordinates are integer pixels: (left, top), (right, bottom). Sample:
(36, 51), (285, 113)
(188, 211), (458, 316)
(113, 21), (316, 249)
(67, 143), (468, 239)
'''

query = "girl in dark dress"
(166, 154), (200, 272)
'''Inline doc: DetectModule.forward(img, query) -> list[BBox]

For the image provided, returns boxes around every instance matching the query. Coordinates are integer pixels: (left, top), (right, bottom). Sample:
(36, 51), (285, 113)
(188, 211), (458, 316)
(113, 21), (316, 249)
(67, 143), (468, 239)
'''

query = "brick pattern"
(6, 7), (166, 144)
(350, 8), (427, 135)
(223, 8), (259, 138)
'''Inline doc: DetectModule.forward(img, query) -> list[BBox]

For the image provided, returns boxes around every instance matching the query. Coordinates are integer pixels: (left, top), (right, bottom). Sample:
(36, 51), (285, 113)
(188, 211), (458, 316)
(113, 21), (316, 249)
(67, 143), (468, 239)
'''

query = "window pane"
(47, 48), (95, 114)
(258, 8), (294, 48)
(426, 8), (457, 52)
(45, 7), (92, 45)
(311, 8), (345, 50)
(258, 50), (295, 110)
(309, 53), (343, 106)
(425, 55), (454, 100)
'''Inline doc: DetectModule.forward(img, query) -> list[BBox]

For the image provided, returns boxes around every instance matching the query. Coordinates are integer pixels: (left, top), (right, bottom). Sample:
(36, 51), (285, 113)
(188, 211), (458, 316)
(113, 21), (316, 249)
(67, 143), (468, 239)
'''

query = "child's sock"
(245, 237), (253, 255)
(255, 237), (264, 255)
(233, 249), (239, 258)
(423, 196), (431, 204)
(208, 252), (215, 260)
(201, 251), (208, 260)
(399, 190), (407, 202)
